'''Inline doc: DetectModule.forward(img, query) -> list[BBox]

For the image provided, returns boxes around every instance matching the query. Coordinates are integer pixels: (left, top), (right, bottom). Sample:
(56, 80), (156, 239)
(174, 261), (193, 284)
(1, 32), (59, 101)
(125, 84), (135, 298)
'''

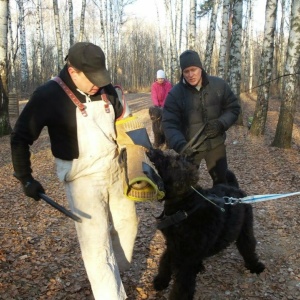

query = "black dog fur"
(149, 106), (165, 148)
(147, 148), (265, 300)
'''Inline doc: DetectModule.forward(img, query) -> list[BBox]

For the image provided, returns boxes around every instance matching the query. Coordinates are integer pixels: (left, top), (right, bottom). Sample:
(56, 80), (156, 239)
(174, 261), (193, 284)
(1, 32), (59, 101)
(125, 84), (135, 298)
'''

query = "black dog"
(146, 149), (265, 300)
(149, 106), (165, 148)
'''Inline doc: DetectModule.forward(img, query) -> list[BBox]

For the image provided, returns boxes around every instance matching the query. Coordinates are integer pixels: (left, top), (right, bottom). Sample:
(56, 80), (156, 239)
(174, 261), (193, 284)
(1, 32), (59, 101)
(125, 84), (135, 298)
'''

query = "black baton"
(39, 193), (82, 223)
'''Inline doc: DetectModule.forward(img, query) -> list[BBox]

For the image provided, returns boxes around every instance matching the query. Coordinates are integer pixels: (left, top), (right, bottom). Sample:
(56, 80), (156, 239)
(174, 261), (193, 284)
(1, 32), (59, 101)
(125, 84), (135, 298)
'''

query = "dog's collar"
(156, 192), (226, 230)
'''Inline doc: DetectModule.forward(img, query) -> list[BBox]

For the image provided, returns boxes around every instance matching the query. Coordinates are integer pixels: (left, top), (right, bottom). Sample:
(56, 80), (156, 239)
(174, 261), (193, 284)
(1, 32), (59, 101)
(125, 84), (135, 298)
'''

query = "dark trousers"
(193, 143), (228, 186)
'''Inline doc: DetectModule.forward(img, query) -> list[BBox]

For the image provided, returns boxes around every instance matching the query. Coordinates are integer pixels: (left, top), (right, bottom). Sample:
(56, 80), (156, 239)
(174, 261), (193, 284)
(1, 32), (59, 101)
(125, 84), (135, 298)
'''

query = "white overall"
(55, 95), (138, 300)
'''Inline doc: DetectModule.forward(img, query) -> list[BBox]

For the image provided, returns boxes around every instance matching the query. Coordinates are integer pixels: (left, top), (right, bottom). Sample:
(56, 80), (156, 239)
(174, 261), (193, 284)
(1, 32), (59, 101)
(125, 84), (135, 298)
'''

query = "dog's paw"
(247, 261), (265, 274)
(153, 275), (170, 291)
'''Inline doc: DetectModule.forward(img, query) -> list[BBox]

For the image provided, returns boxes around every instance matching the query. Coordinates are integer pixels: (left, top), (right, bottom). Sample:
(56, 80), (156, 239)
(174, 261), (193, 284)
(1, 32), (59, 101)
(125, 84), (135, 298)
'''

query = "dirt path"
(0, 93), (299, 300)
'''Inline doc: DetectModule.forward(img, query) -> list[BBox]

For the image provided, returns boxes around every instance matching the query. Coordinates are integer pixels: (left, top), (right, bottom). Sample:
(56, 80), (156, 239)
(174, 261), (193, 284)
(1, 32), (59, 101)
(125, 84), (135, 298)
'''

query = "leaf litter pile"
(0, 93), (299, 300)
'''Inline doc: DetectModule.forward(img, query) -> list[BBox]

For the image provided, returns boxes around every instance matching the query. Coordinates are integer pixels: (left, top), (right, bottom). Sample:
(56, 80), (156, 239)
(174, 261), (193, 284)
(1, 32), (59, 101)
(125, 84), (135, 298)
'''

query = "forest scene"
(0, 0), (299, 299)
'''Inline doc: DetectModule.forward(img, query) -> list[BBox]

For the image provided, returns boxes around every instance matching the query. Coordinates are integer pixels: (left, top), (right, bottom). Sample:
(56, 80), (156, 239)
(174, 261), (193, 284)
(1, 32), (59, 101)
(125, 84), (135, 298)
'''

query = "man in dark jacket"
(11, 42), (138, 300)
(162, 50), (240, 185)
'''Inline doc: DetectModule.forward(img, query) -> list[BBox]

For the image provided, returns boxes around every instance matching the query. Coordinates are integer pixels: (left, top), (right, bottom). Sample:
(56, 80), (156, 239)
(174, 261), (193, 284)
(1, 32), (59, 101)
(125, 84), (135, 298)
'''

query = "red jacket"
(151, 79), (172, 107)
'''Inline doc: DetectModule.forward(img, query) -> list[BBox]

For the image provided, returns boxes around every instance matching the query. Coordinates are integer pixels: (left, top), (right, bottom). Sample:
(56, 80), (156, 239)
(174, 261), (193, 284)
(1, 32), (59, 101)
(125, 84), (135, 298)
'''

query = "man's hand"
(23, 179), (45, 201)
(204, 120), (225, 138)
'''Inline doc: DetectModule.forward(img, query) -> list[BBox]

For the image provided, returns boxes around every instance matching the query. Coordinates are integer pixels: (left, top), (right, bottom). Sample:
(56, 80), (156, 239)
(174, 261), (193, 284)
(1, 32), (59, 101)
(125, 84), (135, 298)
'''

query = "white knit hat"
(156, 70), (165, 79)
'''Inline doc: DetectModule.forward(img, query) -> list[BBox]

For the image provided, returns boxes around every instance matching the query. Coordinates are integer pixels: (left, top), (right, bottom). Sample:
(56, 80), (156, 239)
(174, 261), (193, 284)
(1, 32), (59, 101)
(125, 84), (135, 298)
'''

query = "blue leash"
(224, 191), (300, 204)
(191, 187), (300, 212)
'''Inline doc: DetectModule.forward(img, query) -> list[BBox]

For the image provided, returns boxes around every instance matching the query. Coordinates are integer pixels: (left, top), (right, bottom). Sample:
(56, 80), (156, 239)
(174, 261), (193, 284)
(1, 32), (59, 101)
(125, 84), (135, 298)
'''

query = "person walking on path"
(151, 69), (172, 107)
(11, 42), (138, 300)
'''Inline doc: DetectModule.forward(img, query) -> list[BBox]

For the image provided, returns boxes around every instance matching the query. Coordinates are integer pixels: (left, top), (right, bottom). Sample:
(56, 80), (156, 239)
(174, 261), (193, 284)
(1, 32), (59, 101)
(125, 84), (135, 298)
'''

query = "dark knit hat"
(180, 50), (203, 71)
(66, 42), (111, 87)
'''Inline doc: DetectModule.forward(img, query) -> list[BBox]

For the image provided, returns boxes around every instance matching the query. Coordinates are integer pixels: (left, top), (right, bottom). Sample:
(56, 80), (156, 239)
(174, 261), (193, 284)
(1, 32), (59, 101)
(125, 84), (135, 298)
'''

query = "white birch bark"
(35, 0), (42, 81)
(79, 0), (86, 42)
(52, 0), (63, 70)
(229, 0), (243, 124)
(7, 3), (15, 90)
(16, 0), (29, 94)
(242, 0), (254, 92)
(165, 0), (177, 84)
(248, 0), (254, 92)
(272, 0), (300, 148)
(204, 0), (219, 73)
(0, 0), (10, 136)
(250, 0), (278, 136)
(278, 0), (287, 93)
(175, 0), (183, 53)
(0, 0), (7, 89)
(218, 0), (230, 79)
(68, 0), (74, 46)
(188, 0), (196, 49)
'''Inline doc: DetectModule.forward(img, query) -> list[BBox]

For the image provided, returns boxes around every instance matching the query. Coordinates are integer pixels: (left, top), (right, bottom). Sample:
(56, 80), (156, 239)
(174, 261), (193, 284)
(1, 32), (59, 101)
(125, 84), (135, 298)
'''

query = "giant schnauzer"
(146, 148), (265, 300)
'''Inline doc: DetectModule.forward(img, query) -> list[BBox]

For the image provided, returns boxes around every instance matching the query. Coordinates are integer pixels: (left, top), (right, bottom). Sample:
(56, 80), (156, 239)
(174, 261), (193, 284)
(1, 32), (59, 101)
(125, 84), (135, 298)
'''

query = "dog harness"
(156, 192), (226, 230)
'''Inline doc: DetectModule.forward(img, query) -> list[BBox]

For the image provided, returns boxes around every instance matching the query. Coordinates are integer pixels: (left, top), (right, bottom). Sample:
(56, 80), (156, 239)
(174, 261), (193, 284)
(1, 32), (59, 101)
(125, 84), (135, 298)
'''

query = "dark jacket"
(162, 71), (240, 153)
(11, 65), (123, 180)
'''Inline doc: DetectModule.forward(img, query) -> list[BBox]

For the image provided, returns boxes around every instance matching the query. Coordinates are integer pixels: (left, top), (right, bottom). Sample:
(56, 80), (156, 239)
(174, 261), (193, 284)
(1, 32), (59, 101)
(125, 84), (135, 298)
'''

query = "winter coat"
(11, 65), (123, 180)
(162, 72), (240, 152)
(151, 79), (172, 107)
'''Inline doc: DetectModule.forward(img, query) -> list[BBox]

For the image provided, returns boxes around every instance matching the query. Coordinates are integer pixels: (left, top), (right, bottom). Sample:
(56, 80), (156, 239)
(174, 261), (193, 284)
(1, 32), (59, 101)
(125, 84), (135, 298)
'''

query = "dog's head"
(149, 106), (162, 121)
(146, 148), (199, 198)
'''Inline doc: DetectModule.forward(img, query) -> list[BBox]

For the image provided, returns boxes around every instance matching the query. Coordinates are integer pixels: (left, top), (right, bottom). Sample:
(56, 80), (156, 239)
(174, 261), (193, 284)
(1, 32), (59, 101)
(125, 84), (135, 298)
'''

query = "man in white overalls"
(11, 42), (138, 299)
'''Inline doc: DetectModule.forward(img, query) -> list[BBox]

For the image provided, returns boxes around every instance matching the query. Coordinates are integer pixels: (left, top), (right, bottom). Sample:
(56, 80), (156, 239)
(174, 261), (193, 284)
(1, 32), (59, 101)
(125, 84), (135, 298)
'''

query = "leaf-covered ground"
(0, 93), (299, 300)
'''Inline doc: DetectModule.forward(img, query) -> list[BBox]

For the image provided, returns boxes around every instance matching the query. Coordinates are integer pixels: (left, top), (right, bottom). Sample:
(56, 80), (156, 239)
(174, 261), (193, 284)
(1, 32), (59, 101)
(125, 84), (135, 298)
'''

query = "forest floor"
(0, 92), (299, 300)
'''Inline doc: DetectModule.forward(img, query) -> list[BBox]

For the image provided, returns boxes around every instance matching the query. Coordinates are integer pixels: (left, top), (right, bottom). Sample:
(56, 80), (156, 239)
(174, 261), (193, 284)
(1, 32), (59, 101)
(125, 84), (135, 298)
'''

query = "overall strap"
(52, 76), (88, 117)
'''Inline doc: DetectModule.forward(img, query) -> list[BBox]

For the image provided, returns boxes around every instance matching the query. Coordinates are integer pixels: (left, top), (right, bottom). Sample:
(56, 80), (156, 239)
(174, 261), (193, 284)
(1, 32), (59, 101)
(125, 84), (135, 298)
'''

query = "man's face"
(182, 66), (202, 86)
(68, 67), (100, 95)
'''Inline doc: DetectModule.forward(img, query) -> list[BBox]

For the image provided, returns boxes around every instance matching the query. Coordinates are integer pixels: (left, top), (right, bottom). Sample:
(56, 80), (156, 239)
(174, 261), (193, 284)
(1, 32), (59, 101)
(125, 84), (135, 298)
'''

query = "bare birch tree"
(277, 0), (287, 93)
(68, 0), (74, 46)
(33, 0), (43, 85)
(15, 0), (29, 95)
(229, 0), (243, 124)
(7, 4), (17, 92)
(175, 0), (183, 53)
(188, 0), (196, 49)
(165, 0), (177, 84)
(52, 0), (63, 70)
(271, 0), (300, 148)
(218, 0), (230, 79)
(204, 0), (219, 73)
(250, 0), (278, 136)
(0, 0), (10, 136)
(79, 0), (86, 42)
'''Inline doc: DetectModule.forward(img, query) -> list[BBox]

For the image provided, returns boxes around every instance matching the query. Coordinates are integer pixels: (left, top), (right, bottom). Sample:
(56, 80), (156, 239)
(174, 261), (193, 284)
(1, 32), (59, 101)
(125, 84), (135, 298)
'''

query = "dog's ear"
(146, 148), (163, 163)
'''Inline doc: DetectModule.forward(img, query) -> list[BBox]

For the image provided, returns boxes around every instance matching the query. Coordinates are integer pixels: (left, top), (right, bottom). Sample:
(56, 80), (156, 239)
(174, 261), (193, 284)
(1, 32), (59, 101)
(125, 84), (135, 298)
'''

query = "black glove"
(204, 120), (225, 138)
(181, 146), (197, 163)
(22, 179), (45, 201)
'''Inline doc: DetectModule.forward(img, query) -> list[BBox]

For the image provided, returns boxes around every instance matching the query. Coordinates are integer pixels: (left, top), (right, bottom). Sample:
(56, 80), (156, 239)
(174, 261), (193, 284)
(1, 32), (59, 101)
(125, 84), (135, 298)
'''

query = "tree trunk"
(79, 0), (86, 42)
(68, 0), (74, 46)
(204, 0), (219, 73)
(53, 0), (63, 70)
(16, 0), (29, 96)
(229, 0), (243, 125)
(34, 0), (42, 86)
(250, 0), (278, 136)
(271, 0), (300, 148)
(218, 0), (230, 79)
(0, 0), (11, 137)
(278, 0), (287, 94)
(188, 0), (196, 49)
